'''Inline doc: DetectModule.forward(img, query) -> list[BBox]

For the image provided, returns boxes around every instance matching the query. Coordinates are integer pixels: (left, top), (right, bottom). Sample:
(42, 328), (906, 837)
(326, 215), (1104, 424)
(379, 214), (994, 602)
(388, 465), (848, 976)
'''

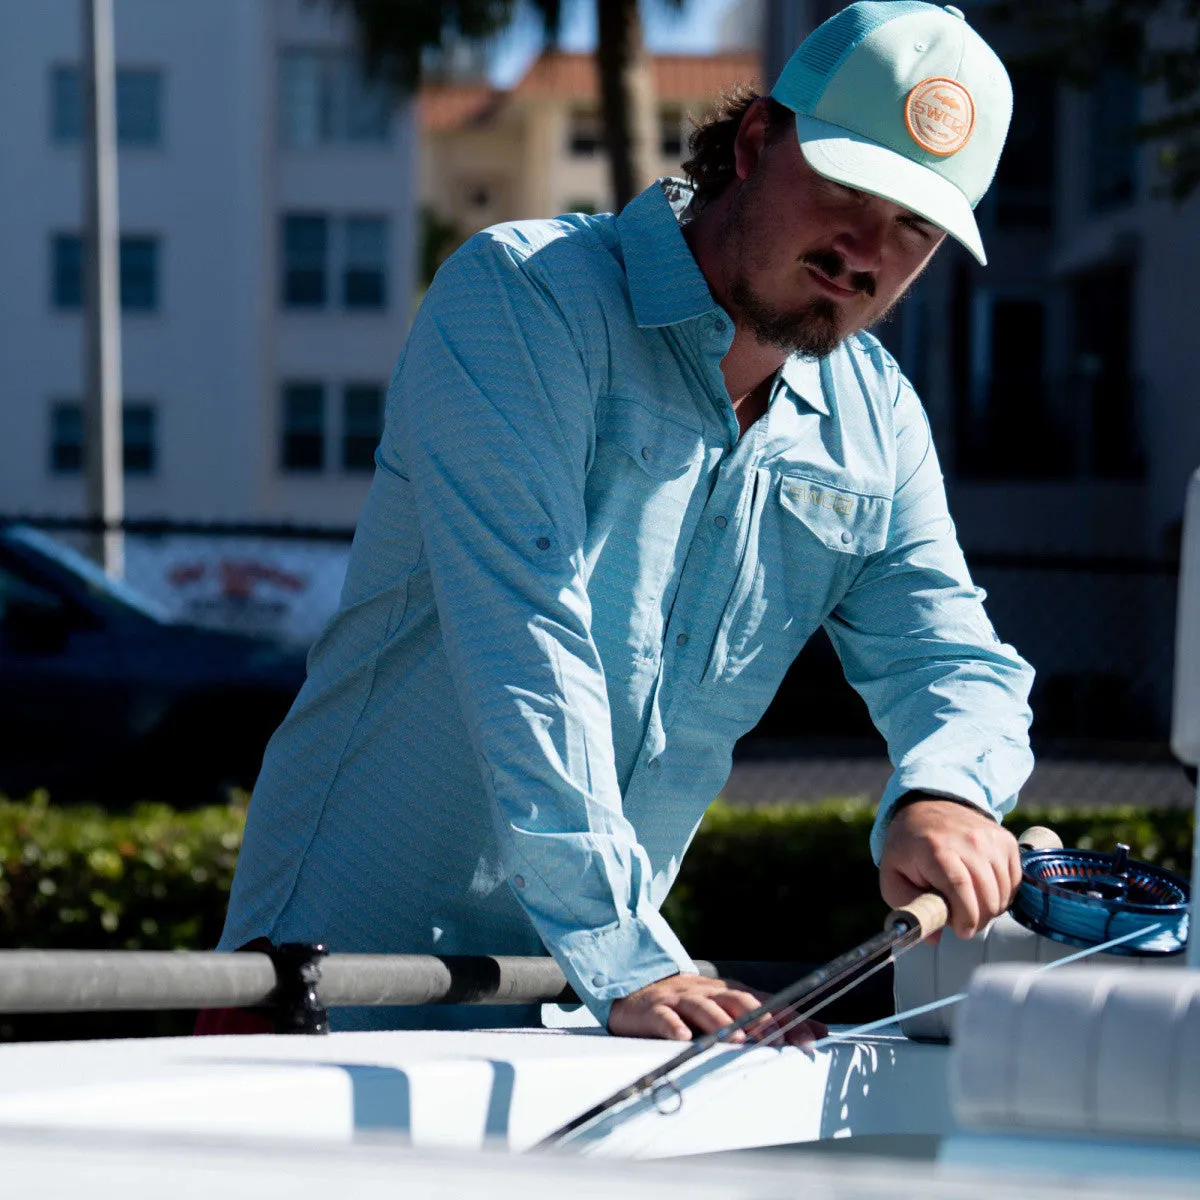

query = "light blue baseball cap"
(770, 1), (1012, 264)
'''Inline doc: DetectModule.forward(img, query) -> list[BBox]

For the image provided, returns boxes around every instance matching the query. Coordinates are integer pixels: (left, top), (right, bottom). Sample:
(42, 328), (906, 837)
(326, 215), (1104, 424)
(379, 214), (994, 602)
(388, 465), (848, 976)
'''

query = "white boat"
(2, 469), (1199, 1195)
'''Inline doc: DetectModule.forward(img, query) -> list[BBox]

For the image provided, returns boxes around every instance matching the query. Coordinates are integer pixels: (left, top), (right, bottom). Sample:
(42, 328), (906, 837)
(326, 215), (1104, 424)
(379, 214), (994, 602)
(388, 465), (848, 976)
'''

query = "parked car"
(0, 524), (307, 805)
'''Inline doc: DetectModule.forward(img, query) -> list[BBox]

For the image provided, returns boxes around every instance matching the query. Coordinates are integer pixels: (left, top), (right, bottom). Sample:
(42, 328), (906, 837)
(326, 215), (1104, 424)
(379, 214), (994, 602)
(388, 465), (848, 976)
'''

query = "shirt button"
(535, 536), (550, 551)
(513, 875), (525, 889)
(713, 317), (727, 333)
(714, 515), (728, 529)
(647, 757), (661, 772)
(841, 531), (853, 544)
(676, 633), (688, 647)
(592, 974), (607, 987)
(641, 446), (652, 461)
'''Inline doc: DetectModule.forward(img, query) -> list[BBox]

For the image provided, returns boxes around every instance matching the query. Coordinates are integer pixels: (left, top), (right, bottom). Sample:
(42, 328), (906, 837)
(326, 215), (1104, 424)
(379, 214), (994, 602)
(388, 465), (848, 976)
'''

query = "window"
(51, 235), (83, 308)
(955, 293), (1065, 479)
(568, 108), (602, 156)
(994, 67), (1055, 230)
(344, 62), (392, 143)
(281, 383), (325, 471)
(122, 403), (157, 474)
(119, 237), (159, 311)
(342, 384), (384, 470)
(282, 215), (328, 307)
(51, 66), (82, 142)
(48, 400), (158, 475)
(343, 217), (388, 308)
(116, 70), (163, 146)
(1088, 68), (1139, 213)
(50, 234), (160, 311)
(1070, 263), (1142, 477)
(49, 402), (84, 473)
(282, 215), (389, 310)
(278, 49), (390, 147)
(50, 65), (163, 146)
(659, 105), (684, 158)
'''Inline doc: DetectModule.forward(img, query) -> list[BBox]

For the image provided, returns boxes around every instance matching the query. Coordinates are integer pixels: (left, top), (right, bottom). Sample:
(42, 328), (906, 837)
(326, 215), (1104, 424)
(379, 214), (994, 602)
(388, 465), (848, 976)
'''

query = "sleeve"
(821, 372), (1036, 864)
(385, 236), (695, 1026)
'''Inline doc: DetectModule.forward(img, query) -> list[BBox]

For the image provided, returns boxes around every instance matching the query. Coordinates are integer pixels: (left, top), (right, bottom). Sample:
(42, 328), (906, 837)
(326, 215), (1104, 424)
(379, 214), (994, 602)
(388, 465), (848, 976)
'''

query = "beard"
(727, 276), (842, 358)
(720, 172), (882, 359)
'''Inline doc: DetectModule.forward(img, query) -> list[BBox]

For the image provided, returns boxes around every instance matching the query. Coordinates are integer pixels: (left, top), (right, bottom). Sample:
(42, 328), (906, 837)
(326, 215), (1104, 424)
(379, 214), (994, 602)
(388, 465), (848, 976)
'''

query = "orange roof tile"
(419, 83), (500, 133)
(512, 51), (762, 103)
(420, 51), (763, 130)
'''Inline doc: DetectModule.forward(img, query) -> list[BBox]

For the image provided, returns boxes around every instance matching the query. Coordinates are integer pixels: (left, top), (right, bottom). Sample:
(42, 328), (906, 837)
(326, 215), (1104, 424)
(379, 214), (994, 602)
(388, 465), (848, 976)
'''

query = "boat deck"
(0, 1022), (949, 1157)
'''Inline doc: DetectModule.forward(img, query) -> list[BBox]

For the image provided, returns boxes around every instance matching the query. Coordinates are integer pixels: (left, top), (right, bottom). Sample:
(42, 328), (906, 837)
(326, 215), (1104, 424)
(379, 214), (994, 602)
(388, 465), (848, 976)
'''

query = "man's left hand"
(879, 797), (1021, 940)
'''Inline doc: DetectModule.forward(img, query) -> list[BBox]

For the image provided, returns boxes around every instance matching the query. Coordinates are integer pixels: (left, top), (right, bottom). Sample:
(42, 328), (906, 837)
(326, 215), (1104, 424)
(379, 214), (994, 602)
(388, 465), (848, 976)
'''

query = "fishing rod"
(535, 824), (1064, 1151)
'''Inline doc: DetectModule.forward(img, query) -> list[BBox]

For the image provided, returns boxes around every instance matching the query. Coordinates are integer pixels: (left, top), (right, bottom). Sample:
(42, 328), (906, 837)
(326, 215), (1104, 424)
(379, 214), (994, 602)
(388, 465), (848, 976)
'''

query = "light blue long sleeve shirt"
(220, 180), (1034, 1029)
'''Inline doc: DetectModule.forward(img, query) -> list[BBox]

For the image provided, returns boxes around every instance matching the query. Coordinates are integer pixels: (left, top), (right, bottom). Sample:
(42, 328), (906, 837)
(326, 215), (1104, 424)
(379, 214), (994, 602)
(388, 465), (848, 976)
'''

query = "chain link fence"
(2, 515), (1189, 809)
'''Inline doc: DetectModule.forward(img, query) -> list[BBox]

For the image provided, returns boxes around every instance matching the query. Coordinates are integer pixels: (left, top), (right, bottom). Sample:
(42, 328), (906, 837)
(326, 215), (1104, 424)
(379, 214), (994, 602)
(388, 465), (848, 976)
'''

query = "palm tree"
(333, 0), (685, 210)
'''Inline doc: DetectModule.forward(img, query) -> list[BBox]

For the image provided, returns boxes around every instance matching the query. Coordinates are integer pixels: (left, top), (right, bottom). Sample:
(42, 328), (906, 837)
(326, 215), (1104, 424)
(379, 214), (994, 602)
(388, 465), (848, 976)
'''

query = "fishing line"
(759, 920), (1166, 1051)
(545, 952), (897, 1153)
(538, 833), (1184, 1153)
(607, 921), (1163, 1159)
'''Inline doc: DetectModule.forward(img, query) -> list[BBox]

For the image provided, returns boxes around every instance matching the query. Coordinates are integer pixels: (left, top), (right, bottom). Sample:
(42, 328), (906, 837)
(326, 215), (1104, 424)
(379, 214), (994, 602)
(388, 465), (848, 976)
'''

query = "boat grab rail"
(0, 949), (816, 1030)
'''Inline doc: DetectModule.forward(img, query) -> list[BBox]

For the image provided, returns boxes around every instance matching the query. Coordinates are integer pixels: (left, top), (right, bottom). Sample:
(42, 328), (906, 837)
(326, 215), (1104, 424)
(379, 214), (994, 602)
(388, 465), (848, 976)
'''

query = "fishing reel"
(1012, 841), (1190, 957)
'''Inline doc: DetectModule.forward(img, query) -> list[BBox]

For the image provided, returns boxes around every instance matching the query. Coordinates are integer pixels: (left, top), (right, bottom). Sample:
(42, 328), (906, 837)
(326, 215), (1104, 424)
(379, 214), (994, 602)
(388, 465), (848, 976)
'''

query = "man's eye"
(900, 217), (933, 240)
(826, 180), (862, 202)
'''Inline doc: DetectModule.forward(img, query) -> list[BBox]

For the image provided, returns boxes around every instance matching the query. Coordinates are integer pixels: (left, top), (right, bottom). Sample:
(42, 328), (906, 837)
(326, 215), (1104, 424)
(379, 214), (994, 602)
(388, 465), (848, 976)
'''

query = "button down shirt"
(220, 180), (1034, 1029)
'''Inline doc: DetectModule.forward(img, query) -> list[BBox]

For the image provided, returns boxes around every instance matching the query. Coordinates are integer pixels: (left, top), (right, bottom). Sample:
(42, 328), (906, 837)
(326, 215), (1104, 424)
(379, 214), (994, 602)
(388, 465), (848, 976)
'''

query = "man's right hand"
(607, 973), (826, 1046)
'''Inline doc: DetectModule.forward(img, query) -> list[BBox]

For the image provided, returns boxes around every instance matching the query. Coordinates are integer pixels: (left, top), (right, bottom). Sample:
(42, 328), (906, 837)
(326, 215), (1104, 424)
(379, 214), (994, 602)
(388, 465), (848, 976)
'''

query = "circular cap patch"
(905, 77), (975, 156)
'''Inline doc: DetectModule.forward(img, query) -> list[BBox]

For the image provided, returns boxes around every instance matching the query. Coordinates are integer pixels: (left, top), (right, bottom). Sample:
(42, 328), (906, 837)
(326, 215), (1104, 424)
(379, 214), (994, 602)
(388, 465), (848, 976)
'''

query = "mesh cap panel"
(775, 0), (932, 114)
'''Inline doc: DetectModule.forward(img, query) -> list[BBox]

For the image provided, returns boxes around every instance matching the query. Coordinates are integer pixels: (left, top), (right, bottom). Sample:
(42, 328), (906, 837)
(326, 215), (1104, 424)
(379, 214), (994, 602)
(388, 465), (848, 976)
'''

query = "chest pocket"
(778, 474), (891, 557)
(595, 396), (702, 480)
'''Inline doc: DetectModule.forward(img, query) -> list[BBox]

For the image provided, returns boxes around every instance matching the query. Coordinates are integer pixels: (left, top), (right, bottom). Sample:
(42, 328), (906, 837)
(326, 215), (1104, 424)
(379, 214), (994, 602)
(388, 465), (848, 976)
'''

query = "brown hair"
(681, 87), (797, 212)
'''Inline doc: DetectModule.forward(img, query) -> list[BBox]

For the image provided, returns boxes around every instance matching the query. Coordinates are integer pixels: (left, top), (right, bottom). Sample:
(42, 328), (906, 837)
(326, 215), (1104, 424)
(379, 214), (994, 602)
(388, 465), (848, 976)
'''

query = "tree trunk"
(595, 0), (656, 211)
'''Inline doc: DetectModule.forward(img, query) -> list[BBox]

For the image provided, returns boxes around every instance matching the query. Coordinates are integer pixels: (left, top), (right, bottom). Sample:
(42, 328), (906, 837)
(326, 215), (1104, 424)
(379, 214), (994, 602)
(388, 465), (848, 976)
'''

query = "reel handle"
(886, 825), (1063, 939)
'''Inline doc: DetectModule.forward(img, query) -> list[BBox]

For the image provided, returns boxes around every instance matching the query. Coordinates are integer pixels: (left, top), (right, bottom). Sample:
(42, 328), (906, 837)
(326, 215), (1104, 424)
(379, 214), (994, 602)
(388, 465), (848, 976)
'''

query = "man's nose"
(831, 213), (886, 275)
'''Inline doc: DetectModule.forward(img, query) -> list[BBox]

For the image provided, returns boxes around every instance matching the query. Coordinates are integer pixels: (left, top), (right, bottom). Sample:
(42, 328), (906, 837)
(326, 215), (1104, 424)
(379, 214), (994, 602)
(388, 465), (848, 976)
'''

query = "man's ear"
(733, 98), (771, 182)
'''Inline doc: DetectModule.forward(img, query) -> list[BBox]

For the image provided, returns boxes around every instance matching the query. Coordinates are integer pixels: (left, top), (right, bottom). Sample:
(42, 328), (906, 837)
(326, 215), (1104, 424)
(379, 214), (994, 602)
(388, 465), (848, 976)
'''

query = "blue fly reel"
(1013, 843), (1190, 956)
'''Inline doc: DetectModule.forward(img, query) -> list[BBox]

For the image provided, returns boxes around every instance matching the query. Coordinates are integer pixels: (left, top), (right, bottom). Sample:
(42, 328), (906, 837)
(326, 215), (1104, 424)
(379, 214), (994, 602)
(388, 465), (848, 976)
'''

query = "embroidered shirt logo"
(788, 481), (855, 517)
(905, 77), (975, 156)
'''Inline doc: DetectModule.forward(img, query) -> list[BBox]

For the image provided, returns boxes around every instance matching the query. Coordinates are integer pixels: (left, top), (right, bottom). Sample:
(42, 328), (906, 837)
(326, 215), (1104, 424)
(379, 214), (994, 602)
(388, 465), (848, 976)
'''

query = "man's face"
(719, 106), (946, 358)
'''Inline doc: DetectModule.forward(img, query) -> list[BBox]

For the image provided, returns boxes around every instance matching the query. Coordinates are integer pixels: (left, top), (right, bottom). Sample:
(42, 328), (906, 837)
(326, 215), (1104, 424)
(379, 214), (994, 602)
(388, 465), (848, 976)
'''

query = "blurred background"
(1, 0), (1197, 812)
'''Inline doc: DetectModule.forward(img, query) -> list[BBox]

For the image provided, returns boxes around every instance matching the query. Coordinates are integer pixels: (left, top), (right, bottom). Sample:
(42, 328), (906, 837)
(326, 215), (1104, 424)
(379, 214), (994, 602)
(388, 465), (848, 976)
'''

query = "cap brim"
(795, 114), (987, 266)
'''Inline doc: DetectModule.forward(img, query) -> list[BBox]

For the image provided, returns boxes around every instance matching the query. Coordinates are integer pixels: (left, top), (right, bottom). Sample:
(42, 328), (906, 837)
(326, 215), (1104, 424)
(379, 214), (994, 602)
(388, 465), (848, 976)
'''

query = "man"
(217, 0), (1033, 1042)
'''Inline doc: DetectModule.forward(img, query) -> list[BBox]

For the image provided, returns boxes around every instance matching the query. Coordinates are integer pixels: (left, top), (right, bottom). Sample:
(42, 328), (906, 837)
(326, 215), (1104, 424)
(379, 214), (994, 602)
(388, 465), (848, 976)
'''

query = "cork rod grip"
(884, 826), (1063, 939)
(1017, 825), (1062, 852)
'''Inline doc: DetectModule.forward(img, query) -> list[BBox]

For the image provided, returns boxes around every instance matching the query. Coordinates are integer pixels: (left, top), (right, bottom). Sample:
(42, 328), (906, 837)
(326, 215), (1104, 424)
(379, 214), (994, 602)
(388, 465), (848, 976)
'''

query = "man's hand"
(607, 973), (827, 1046)
(879, 797), (1021, 940)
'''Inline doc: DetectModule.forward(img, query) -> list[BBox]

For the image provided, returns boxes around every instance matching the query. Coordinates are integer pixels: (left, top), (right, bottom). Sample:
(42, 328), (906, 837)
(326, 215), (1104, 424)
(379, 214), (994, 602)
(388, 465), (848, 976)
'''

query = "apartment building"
(0, 0), (417, 527)
(418, 50), (761, 254)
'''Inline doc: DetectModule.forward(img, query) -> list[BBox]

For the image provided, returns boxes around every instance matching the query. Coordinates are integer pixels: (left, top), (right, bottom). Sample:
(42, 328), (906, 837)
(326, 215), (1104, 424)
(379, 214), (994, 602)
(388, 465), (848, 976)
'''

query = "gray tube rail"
(0, 951), (754, 1014)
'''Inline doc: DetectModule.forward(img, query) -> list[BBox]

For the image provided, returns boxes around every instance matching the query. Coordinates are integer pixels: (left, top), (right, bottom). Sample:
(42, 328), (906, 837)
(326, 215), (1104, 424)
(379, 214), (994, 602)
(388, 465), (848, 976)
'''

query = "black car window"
(0, 563), (65, 625)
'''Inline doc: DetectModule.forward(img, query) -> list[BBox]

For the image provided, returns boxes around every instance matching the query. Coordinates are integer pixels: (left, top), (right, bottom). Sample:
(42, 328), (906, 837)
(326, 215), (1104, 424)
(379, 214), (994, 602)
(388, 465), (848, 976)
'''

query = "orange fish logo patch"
(905, 77), (975, 156)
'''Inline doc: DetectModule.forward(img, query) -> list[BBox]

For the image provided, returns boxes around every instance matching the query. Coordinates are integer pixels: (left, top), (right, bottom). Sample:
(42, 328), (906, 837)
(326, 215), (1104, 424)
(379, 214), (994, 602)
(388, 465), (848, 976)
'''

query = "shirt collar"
(780, 355), (830, 416)
(615, 179), (719, 329)
(617, 179), (832, 418)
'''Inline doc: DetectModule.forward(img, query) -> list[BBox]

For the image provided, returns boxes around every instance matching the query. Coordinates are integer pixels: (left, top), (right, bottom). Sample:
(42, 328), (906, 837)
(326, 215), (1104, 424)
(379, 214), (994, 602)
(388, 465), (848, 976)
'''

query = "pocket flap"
(779, 474), (891, 555)
(596, 397), (702, 480)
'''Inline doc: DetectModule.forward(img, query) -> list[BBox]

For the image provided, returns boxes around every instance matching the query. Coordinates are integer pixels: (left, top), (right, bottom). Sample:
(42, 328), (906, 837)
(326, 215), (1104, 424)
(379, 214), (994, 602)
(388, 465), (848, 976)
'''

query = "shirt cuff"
(549, 909), (697, 1030)
(869, 764), (1015, 865)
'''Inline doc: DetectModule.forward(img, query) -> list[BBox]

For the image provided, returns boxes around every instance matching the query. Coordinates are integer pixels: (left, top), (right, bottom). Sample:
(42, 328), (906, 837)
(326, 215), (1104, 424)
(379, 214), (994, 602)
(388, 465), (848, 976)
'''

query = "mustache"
(802, 250), (876, 298)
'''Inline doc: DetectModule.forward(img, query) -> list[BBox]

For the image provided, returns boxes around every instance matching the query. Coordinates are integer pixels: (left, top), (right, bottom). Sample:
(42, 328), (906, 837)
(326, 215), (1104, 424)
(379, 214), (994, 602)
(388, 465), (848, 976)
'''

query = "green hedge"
(0, 793), (244, 956)
(0, 792), (1192, 1036)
